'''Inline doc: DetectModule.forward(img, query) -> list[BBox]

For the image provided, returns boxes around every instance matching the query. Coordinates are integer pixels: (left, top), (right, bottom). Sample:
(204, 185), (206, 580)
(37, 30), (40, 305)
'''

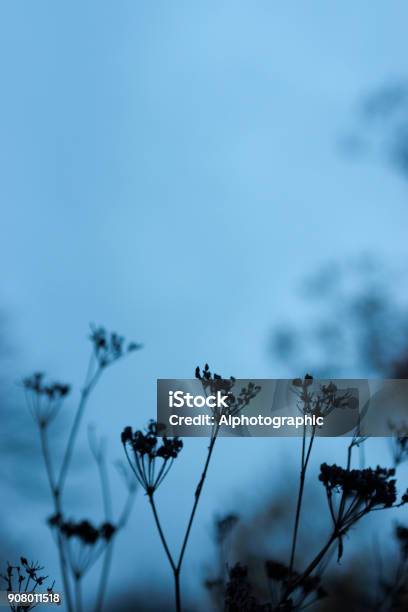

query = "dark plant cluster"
(121, 421), (183, 495)
(372, 523), (408, 610)
(396, 523), (408, 559)
(319, 461), (408, 566)
(319, 463), (405, 512)
(17, 335), (408, 612)
(23, 372), (70, 427)
(265, 560), (327, 610)
(208, 389), (408, 612)
(195, 363), (236, 394)
(205, 514), (240, 603)
(121, 365), (262, 612)
(21, 325), (140, 612)
(292, 375), (356, 419)
(389, 421), (408, 467)
(0, 558), (55, 611)
(90, 325), (142, 369)
(225, 563), (271, 612)
(222, 554), (327, 611)
(48, 514), (116, 578)
(195, 364), (261, 424)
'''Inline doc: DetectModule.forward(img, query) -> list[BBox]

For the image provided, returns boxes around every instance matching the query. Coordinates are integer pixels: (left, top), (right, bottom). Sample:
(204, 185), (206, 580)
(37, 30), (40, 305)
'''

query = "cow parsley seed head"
(319, 463), (404, 513)
(89, 325), (142, 368)
(195, 364), (261, 421)
(121, 421), (183, 495)
(23, 372), (70, 427)
(47, 514), (116, 578)
(292, 375), (355, 419)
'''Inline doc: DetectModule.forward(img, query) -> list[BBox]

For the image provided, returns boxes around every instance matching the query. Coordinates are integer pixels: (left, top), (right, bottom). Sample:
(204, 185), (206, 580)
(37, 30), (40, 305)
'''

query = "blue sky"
(1, 1), (408, 608)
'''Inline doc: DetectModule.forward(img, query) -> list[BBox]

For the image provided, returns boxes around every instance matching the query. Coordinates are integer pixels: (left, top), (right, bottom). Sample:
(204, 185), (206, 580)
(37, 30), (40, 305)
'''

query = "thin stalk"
(58, 368), (101, 494)
(148, 494), (177, 574)
(289, 426), (316, 576)
(39, 424), (57, 494)
(147, 430), (219, 612)
(94, 543), (113, 612)
(285, 532), (338, 599)
(94, 486), (136, 612)
(74, 576), (83, 612)
(174, 570), (181, 612)
(38, 424), (73, 612)
(177, 429), (219, 574)
(93, 439), (112, 612)
(54, 510), (73, 612)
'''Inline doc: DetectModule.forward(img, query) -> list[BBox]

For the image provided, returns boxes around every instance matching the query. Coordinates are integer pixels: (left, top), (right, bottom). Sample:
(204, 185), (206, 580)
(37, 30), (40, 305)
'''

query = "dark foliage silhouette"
(1, 557), (57, 611)
(270, 258), (408, 378)
(122, 364), (261, 612)
(5, 323), (407, 611)
(22, 326), (141, 612)
(204, 377), (408, 612)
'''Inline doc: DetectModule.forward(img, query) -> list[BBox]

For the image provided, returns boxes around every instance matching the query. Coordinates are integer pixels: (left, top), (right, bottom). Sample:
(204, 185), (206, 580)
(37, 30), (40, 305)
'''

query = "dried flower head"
(292, 376), (356, 420)
(23, 372), (70, 427)
(319, 463), (399, 509)
(195, 364), (261, 423)
(195, 363), (236, 395)
(121, 420), (183, 495)
(89, 325), (142, 369)
(47, 514), (115, 578)
(1, 558), (55, 611)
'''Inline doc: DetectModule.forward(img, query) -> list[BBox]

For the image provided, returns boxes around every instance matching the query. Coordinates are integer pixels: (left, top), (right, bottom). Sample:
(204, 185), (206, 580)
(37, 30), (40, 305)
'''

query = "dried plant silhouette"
(21, 326), (141, 612)
(205, 378), (408, 612)
(121, 364), (261, 612)
(1, 557), (57, 611)
(5, 328), (408, 612)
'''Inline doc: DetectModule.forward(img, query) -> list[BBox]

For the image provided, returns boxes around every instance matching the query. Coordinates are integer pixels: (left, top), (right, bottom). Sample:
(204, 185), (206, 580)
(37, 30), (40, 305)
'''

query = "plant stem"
(148, 494), (176, 574)
(38, 425), (73, 612)
(174, 570), (181, 612)
(93, 437), (113, 612)
(289, 425), (316, 576)
(177, 431), (218, 574)
(75, 576), (83, 612)
(94, 543), (113, 612)
(286, 532), (338, 598)
(147, 430), (219, 612)
(58, 369), (101, 495)
(39, 424), (57, 493)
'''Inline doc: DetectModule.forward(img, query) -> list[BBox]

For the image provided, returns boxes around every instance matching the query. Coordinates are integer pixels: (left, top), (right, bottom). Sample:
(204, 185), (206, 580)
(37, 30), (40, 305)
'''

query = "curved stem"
(289, 426), (316, 575)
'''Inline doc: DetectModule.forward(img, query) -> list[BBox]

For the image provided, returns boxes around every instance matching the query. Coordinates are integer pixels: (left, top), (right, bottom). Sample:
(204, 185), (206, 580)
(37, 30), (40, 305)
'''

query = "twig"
(289, 424), (316, 576)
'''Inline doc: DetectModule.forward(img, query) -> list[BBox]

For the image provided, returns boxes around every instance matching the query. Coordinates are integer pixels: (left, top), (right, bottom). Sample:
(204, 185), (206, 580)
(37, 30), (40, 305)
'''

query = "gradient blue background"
(1, 2), (408, 608)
